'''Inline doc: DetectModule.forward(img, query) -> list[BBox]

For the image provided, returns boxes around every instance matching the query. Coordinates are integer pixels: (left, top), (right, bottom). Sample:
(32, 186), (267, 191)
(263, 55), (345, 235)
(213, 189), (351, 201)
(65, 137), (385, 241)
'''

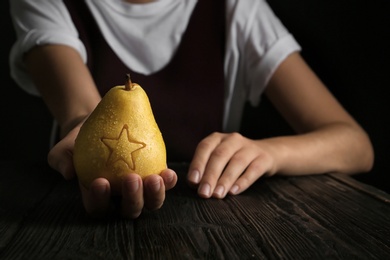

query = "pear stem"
(125, 74), (133, 91)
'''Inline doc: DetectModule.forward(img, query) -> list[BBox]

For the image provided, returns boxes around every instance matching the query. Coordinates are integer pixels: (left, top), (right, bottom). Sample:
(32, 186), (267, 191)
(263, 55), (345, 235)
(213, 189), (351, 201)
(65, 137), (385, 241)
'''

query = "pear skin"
(73, 75), (166, 191)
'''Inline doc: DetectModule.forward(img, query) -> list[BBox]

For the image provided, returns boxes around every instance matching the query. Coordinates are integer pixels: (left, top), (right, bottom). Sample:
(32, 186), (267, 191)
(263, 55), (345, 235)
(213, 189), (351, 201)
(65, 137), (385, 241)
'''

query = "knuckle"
(251, 158), (265, 169)
(211, 146), (229, 158)
(236, 175), (252, 190)
(196, 139), (214, 151)
(230, 153), (248, 165)
(209, 131), (223, 138)
(227, 132), (244, 141)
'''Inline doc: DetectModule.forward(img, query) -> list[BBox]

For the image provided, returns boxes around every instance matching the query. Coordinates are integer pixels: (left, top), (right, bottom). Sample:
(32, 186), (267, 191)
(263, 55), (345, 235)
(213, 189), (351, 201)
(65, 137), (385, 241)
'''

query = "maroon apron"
(64, 0), (226, 162)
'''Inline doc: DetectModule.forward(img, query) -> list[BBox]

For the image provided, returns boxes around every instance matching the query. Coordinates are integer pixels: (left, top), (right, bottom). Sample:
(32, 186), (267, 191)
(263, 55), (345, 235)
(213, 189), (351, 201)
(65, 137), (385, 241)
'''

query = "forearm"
(261, 53), (373, 176)
(25, 44), (101, 136)
(261, 122), (374, 176)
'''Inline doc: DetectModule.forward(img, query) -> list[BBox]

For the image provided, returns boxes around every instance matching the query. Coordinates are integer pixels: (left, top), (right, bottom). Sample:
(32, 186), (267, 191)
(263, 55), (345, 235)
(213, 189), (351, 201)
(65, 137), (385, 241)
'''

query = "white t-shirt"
(9, 0), (301, 132)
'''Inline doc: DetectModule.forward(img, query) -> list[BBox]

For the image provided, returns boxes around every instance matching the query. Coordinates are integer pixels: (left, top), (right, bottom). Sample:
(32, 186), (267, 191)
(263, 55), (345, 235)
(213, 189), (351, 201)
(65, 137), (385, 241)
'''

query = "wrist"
(256, 138), (287, 177)
(60, 115), (89, 138)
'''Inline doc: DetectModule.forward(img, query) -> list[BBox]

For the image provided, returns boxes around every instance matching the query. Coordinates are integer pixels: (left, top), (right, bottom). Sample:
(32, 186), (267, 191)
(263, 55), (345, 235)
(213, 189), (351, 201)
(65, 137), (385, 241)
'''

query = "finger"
(121, 174), (144, 219)
(198, 133), (244, 198)
(229, 157), (269, 195)
(160, 168), (177, 190)
(212, 150), (253, 199)
(143, 175), (165, 210)
(47, 129), (79, 180)
(188, 133), (223, 186)
(81, 178), (111, 218)
(48, 139), (75, 179)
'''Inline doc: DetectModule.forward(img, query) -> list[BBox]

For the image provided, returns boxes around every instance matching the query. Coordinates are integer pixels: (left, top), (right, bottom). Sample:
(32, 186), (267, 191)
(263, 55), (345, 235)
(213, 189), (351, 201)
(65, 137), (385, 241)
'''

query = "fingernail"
(92, 183), (108, 198)
(213, 185), (225, 198)
(165, 172), (174, 183)
(230, 184), (239, 195)
(126, 179), (139, 193)
(150, 179), (161, 192)
(188, 170), (200, 184)
(198, 183), (211, 197)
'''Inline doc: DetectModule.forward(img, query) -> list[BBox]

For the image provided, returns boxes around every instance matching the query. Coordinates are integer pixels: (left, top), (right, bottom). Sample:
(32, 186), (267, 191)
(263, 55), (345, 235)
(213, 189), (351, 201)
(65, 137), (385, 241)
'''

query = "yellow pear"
(73, 74), (166, 191)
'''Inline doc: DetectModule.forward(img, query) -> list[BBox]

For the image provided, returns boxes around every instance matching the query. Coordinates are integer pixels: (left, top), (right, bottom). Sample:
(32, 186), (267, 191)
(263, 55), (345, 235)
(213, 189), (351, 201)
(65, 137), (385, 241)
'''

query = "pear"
(73, 74), (166, 191)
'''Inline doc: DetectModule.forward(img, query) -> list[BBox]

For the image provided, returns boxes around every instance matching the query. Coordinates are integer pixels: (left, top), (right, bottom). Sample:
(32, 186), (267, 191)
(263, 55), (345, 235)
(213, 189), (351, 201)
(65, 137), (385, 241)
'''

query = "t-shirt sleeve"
(9, 0), (87, 96)
(244, 0), (301, 105)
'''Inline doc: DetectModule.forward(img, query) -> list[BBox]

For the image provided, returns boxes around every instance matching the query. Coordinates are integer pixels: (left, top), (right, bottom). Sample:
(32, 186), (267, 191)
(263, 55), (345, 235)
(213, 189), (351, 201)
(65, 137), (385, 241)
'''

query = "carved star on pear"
(101, 125), (146, 170)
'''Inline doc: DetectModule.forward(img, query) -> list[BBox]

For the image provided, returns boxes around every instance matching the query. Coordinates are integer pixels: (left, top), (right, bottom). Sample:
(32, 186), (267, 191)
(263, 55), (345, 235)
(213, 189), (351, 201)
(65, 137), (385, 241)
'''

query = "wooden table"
(1, 161), (389, 259)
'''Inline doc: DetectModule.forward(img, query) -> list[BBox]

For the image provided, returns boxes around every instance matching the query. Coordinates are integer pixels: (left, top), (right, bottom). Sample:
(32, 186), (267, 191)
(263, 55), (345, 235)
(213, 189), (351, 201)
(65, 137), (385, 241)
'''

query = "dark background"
(1, 0), (389, 192)
(0, 1), (52, 162)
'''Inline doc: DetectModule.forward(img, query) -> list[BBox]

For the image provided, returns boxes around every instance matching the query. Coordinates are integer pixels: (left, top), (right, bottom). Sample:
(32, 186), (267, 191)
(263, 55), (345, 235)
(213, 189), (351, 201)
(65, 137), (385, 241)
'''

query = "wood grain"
(1, 162), (389, 259)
